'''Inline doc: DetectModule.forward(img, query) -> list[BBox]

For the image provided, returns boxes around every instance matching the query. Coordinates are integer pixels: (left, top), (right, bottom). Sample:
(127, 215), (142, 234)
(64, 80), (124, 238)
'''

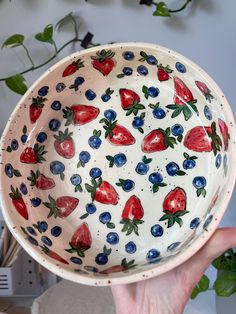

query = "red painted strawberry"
(20, 143), (47, 164)
(91, 49), (116, 76)
(184, 122), (222, 155)
(99, 258), (136, 275)
(218, 118), (230, 151)
(159, 187), (188, 228)
(62, 59), (84, 77)
(27, 170), (55, 190)
(85, 177), (119, 205)
(43, 195), (79, 218)
(157, 64), (172, 81)
(54, 128), (75, 159)
(119, 88), (141, 110)
(29, 96), (47, 123)
(63, 104), (100, 126)
(166, 77), (198, 121)
(195, 80), (214, 102)
(9, 185), (29, 220)
(142, 128), (177, 153)
(65, 223), (92, 257)
(120, 195), (144, 236)
(41, 245), (69, 264)
(100, 118), (135, 146)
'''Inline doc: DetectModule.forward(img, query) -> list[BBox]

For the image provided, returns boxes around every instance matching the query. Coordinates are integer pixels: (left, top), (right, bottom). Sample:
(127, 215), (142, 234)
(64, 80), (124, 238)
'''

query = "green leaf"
(106, 222), (115, 229)
(117, 73), (125, 78)
(13, 169), (22, 177)
(153, 2), (171, 17)
(191, 275), (210, 299)
(171, 108), (182, 118)
(80, 213), (89, 219)
(5, 74), (28, 95)
(212, 250), (236, 271)
(191, 286), (200, 299)
(183, 105), (192, 121)
(153, 184), (159, 193)
(176, 170), (186, 176)
(56, 12), (73, 30)
(214, 270), (236, 297)
(2, 34), (24, 48)
(35, 24), (54, 44)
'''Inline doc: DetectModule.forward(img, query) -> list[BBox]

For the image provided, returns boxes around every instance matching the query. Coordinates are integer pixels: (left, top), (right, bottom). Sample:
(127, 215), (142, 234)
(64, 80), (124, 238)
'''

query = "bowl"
(0, 43), (235, 286)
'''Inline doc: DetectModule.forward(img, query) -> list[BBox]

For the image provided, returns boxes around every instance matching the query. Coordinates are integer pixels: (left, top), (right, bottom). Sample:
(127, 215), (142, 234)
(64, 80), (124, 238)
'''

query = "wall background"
(0, 0), (235, 312)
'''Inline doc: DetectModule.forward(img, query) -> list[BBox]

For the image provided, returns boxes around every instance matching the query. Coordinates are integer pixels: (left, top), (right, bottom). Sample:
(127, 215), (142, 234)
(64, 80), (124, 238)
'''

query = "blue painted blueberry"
(70, 256), (82, 265)
(36, 132), (47, 143)
(223, 154), (228, 174)
(167, 242), (181, 251)
(99, 212), (111, 224)
(88, 135), (102, 149)
(125, 241), (137, 254)
(153, 107), (166, 119)
(148, 172), (163, 184)
(148, 87), (159, 98)
(74, 76), (85, 86)
(70, 174), (82, 186)
(121, 179), (135, 192)
(19, 183), (28, 195)
(137, 65), (148, 76)
(101, 94), (111, 102)
(104, 109), (117, 121)
(37, 221), (48, 233)
(86, 203), (97, 214)
(51, 226), (62, 237)
(204, 105), (212, 120)
(132, 116), (144, 129)
(190, 217), (201, 229)
(31, 197), (41, 207)
(122, 51), (134, 60)
(51, 100), (62, 111)
(183, 159), (196, 170)
(193, 176), (206, 189)
(135, 162), (149, 175)
(146, 249), (160, 261)
(95, 253), (108, 265)
(89, 167), (102, 179)
(11, 139), (19, 151)
(26, 227), (37, 236)
(151, 224), (163, 237)
(147, 55), (157, 65)
(203, 215), (213, 229)
(215, 154), (222, 169)
(21, 134), (28, 143)
(56, 82), (66, 92)
(50, 161), (65, 175)
(79, 151), (91, 163)
(114, 153), (127, 167)
(38, 86), (49, 96)
(41, 236), (52, 246)
(123, 67), (133, 76)
(27, 236), (38, 246)
(166, 162), (180, 176)
(85, 89), (96, 101)
(5, 163), (14, 178)
(106, 232), (119, 245)
(49, 119), (61, 131)
(171, 124), (184, 136)
(175, 62), (186, 73)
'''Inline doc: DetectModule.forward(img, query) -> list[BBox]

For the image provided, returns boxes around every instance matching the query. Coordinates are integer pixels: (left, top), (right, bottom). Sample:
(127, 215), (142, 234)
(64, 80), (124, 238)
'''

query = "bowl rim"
(0, 42), (236, 286)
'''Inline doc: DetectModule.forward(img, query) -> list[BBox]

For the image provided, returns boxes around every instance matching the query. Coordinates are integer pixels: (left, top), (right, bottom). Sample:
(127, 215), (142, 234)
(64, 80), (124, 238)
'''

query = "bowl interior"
(0, 43), (235, 285)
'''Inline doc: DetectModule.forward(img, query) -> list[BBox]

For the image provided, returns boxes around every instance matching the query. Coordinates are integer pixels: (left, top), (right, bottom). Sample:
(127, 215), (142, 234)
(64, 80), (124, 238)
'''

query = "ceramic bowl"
(0, 43), (235, 286)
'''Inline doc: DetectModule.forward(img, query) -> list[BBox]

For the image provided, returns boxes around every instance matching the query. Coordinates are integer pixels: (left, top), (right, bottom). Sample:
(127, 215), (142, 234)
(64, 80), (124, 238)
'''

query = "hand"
(111, 228), (236, 314)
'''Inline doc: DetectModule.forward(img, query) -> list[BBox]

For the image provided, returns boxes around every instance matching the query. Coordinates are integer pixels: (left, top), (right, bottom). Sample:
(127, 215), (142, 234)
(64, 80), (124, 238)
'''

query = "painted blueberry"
(41, 236), (52, 246)
(193, 176), (206, 189)
(166, 162), (180, 176)
(223, 154), (228, 173)
(89, 167), (102, 179)
(106, 232), (119, 245)
(37, 221), (48, 233)
(70, 256), (83, 265)
(153, 107), (166, 119)
(95, 253), (108, 265)
(122, 51), (134, 60)
(99, 212), (111, 224)
(125, 241), (137, 254)
(101, 94), (111, 102)
(70, 174), (82, 186)
(171, 124), (184, 136)
(175, 62), (186, 73)
(38, 86), (49, 96)
(137, 65), (148, 76)
(5, 163), (14, 178)
(27, 236), (38, 246)
(151, 224), (163, 237)
(148, 172), (163, 184)
(49, 119), (61, 131)
(31, 197), (41, 207)
(190, 217), (201, 229)
(84, 266), (98, 273)
(51, 100), (62, 111)
(21, 134), (28, 143)
(167, 242), (181, 251)
(86, 203), (97, 214)
(19, 183), (28, 195)
(204, 105), (212, 120)
(123, 67), (133, 76)
(104, 109), (117, 121)
(11, 139), (19, 150)
(203, 215), (213, 229)
(51, 226), (62, 237)
(183, 159), (196, 170)
(26, 226), (37, 236)
(132, 117), (144, 129)
(122, 179), (135, 192)
(146, 249), (160, 261)
(148, 87), (159, 98)
(50, 161), (65, 175)
(79, 151), (91, 163)
(114, 153), (127, 167)
(74, 76), (85, 86)
(36, 132), (47, 143)
(56, 82), (66, 92)
(85, 89), (96, 101)
(147, 55), (157, 65)
(88, 136), (102, 149)
(135, 162), (149, 175)
(215, 154), (222, 169)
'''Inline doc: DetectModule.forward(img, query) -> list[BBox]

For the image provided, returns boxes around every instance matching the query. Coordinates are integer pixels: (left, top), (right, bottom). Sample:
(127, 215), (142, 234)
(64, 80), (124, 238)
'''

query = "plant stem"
(169, 0), (192, 13)
(71, 15), (79, 40)
(52, 40), (58, 54)
(22, 43), (35, 67)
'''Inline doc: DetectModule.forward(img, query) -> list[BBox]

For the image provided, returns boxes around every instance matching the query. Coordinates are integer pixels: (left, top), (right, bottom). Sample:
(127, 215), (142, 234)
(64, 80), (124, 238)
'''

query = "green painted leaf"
(35, 24), (54, 43)
(5, 74), (28, 95)
(171, 108), (182, 118)
(13, 169), (22, 177)
(153, 2), (171, 17)
(176, 170), (186, 176)
(80, 213), (89, 219)
(106, 222), (115, 229)
(2, 34), (24, 48)
(183, 105), (192, 121)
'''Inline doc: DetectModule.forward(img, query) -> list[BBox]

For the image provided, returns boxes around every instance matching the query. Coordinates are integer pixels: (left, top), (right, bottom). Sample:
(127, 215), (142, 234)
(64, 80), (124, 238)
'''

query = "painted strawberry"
(157, 64), (172, 81)
(218, 118), (230, 150)
(63, 104), (100, 126)
(43, 195), (79, 218)
(99, 258), (136, 274)
(159, 187), (188, 228)
(142, 128), (177, 153)
(100, 118), (135, 146)
(20, 143), (47, 163)
(120, 195), (144, 236)
(195, 80), (214, 102)
(29, 96), (47, 123)
(184, 121), (222, 155)
(41, 245), (69, 264)
(119, 89), (144, 115)
(9, 185), (29, 220)
(166, 77), (198, 121)
(27, 170), (55, 190)
(62, 59), (84, 77)
(85, 177), (119, 205)
(65, 223), (92, 257)
(54, 128), (75, 159)
(91, 49), (116, 76)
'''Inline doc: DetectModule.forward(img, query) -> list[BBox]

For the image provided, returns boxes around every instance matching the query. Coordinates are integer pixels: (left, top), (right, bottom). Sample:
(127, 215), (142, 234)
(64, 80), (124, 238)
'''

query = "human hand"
(111, 228), (236, 314)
